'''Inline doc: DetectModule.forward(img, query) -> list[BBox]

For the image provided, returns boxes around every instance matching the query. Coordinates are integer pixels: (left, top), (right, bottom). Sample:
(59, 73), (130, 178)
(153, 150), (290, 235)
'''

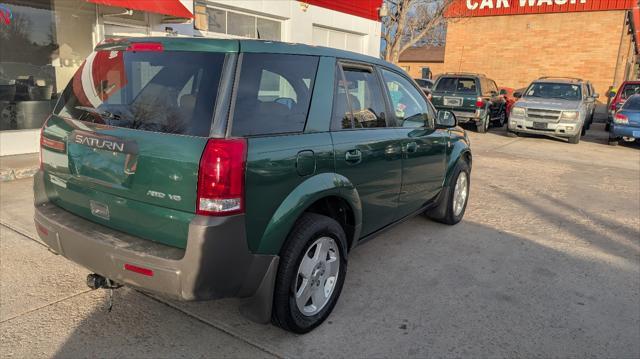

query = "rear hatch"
(40, 40), (230, 248)
(431, 76), (479, 113)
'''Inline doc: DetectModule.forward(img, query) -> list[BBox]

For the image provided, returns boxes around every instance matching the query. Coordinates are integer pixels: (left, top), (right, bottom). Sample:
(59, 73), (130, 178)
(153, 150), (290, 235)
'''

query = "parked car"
(34, 38), (472, 334)
(508, 77), (597, 144)
(583, 81), (598, 130)
(499, 87), (517, 118)
(607, 81), (640, 131)
(414, 78), (434, 99)
(609, 94), (640, 146)
(431, 73), (507, 133)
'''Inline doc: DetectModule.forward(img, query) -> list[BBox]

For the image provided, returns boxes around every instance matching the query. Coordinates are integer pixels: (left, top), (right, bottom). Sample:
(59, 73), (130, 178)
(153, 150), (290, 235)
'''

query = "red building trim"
(86, 0), (193, 19)
(300, 0), (382, 21)
(446, 0), (634, 18)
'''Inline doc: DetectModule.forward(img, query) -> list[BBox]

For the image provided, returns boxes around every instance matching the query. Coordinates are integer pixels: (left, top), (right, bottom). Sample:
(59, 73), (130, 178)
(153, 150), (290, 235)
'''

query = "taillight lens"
(614, 113), (629, 125)
(196, 139), (247, 216)
(476, 97), (484, 108)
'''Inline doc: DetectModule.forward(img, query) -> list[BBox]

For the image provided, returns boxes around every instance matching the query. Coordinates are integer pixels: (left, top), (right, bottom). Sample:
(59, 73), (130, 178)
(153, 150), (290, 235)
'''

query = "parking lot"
(1, 124), (639, 358)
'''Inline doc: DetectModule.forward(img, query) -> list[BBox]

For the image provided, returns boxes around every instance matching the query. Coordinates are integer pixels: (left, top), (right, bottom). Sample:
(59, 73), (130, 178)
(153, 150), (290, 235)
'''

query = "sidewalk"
(0, 153), (39, 182)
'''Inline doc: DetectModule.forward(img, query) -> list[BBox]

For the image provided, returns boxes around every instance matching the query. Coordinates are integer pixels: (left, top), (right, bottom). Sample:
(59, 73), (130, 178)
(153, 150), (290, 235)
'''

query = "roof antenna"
(257, 29), (261, 40)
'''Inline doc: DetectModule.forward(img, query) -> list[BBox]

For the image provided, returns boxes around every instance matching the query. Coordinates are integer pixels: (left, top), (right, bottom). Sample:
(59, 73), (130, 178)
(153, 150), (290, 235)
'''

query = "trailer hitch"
(86, 274), (122, 312)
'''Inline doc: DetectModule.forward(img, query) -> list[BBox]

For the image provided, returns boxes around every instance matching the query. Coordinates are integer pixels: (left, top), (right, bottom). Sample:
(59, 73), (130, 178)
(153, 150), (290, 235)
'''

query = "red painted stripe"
(301, 0), (382, 21)
(124, 263), (154, 277)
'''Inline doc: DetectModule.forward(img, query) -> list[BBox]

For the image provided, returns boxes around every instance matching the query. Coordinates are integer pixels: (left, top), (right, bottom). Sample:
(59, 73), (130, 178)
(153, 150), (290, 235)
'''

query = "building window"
(0, 0), (95, 134)
(195, 4), (281, 41)
(312, 26), (364, 54)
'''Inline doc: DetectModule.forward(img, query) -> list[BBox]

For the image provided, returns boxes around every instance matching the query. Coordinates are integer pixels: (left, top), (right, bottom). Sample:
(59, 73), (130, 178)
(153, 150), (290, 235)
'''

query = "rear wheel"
(272, 213), (347, 334)
(477, 113), (490, 133)
(426, 160), (470, 225)
(495, 110), (506, 127)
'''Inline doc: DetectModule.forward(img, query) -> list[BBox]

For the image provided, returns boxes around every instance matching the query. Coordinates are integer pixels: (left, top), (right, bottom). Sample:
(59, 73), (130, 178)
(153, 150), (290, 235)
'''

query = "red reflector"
(36, 222), (48, 236)
(41, 136), (66, 152)
(476, 97), (484, 108)
(126, 42), (163, 52)
(124, 263), (154, 277)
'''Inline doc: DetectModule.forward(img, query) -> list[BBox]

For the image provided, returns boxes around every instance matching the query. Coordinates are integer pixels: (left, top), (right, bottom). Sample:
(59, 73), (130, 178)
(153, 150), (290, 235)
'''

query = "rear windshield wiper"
(75, 106), (122, 122)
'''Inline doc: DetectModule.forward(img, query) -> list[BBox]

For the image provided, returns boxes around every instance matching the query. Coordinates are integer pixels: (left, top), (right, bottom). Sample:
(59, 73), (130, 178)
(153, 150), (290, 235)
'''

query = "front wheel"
(426, 160), (471, 225)
(568, 132), (580, 144)
(272, 213), (347, 334)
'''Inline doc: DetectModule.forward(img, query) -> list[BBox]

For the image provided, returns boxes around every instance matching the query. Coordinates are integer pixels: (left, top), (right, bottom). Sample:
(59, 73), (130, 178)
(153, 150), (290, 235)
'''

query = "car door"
(486, 79), (504, 120)
(378, 67), (447, 219)
(331, 62), (403, 237)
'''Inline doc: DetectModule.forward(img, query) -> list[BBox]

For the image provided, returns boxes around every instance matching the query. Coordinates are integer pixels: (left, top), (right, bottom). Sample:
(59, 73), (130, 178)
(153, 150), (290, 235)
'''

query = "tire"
(477, 113), (490, 133)
(272, 213), (347, 334)
(581, 125), (586, 136)
(426, 159), (471, 225)
(605, 122), (611, 132)
(494, 110), (506, 127)
(506, 130), (518, 138)
(568, 132), (580, 144)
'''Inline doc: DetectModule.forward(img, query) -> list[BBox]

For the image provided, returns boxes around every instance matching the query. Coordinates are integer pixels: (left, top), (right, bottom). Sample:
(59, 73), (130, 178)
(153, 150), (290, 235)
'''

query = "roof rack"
(537, 76), (583, 82)
(443, 72), (486, 77)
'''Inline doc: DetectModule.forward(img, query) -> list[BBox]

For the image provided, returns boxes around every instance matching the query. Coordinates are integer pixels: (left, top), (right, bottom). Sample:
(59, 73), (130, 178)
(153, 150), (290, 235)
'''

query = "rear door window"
(231, 53), (319, 136)
(55, 51), (225, 137)
(338, 65), (388, 129)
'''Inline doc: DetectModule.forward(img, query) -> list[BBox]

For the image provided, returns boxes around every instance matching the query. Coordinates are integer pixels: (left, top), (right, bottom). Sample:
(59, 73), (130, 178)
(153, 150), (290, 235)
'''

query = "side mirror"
(513, 92), (522, 98)
(436, 110), (457, 128)
(490, 90), (498, 97)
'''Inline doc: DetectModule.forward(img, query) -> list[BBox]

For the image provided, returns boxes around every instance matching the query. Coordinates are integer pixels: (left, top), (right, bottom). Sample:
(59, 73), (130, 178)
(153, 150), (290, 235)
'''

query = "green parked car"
(431, 73), (507, 133)
(34, 38), (472, 333)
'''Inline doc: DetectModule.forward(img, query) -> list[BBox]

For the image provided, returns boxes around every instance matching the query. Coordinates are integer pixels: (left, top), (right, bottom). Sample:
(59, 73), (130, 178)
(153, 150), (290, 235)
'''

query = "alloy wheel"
(294, 236), (340, 316)
(453, 171), (469, 216)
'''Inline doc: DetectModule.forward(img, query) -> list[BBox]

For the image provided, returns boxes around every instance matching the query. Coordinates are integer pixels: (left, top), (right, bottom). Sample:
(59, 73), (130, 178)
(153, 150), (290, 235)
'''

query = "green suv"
(34, 38), (472, 333)
(431, 73), (507, 133)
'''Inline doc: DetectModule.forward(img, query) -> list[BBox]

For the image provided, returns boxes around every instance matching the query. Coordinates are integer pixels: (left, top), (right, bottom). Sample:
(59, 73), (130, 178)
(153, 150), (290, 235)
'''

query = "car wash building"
(401, 0), (639, 95)
(0, 0), (382, 156)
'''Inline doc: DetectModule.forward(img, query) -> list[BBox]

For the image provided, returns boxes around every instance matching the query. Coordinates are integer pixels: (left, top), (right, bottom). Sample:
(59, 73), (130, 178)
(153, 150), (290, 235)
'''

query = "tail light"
(614, 113), (629, 125)
(196, 139), (247, 216)
(126, 42), (163, 52)
(476, 97), (484, 108)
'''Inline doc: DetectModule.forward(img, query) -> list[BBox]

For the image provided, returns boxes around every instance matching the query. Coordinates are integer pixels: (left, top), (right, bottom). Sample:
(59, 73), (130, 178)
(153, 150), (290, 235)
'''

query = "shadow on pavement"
(48, 218), (639, 358)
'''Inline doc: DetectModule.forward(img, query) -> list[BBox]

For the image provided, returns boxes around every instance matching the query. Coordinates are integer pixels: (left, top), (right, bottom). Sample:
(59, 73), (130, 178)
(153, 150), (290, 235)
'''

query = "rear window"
(231, 53), (319, 137)
(622, 95), (640, 110)
(434, 77), (477, 93)
(621, 84), (640, 99)
(56, 50), (225, 137)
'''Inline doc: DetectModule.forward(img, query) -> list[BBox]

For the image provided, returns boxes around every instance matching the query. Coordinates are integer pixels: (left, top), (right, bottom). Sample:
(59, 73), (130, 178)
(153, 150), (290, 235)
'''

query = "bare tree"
(381, 0), (454, 63)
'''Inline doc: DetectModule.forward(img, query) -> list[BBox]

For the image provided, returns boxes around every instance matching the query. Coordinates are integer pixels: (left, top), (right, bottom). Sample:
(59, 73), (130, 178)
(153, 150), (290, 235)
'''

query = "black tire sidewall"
(272, 213), (348, 334)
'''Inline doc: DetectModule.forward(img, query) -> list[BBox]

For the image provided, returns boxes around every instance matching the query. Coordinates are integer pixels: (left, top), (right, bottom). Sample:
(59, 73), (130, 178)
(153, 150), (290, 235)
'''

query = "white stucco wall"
(150, 0), (381, 57)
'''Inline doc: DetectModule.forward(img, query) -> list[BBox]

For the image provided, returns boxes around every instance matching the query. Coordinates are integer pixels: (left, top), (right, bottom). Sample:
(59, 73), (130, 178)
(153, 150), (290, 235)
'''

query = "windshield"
(524, 83), (582, 101)
(434, 77), (477, 94)
(621, 84), (640, 100)
(621, 95), (640, 111)
(55, 50), (225, 137)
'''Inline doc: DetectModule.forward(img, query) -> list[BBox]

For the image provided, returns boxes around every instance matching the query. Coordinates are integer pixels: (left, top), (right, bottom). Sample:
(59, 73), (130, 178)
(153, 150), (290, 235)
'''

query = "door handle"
(345, 149), (362, 164)
(405, 142), (418, 153)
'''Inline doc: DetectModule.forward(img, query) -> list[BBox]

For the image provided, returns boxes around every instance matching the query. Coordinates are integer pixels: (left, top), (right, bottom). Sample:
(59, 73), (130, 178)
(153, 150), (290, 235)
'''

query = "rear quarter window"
(231, 53), (319, 137)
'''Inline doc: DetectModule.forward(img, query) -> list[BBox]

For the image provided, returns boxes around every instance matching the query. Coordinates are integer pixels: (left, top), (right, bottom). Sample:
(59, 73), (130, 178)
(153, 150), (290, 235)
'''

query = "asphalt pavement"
(1, 124), (638, 358)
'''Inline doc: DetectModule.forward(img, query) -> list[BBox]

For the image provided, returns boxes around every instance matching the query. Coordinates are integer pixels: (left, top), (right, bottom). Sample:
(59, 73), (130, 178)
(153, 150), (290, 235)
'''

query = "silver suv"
(508, 77), (598, 144)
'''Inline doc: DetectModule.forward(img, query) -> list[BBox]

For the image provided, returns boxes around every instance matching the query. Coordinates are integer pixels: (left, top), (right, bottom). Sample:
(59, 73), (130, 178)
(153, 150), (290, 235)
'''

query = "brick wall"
(442, 10), (630, 97)
(397, 62), (446, 79)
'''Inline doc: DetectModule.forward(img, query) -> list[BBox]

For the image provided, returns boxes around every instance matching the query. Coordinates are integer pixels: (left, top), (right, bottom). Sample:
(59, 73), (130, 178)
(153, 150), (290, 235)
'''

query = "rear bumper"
(33, 171), (277, 303)
(452, 110), (483, 123)
(610, 124), (640, 139)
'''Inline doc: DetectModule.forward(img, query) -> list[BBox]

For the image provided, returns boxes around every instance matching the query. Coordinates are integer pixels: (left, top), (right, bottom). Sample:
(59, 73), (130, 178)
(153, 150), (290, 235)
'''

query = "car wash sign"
(445, 0), (634, 17)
